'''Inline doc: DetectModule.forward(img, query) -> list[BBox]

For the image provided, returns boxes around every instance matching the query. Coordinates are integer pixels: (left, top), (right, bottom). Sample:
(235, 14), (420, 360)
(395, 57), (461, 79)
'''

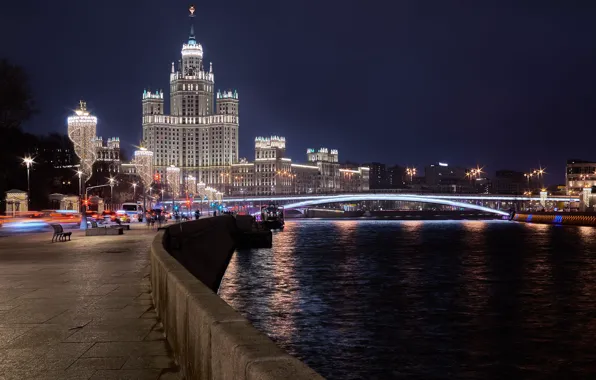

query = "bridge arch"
(282, 194), (510, 216)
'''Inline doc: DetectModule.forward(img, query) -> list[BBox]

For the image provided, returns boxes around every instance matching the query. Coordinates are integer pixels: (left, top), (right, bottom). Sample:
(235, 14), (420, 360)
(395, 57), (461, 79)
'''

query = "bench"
(86, 227), (124, 236)
(51, 224), (72, 242)
(110, 224), (130, 230)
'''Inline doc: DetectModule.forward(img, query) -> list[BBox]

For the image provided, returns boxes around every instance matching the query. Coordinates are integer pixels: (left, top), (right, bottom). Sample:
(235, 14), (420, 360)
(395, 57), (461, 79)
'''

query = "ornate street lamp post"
(23, 157), (34, 207)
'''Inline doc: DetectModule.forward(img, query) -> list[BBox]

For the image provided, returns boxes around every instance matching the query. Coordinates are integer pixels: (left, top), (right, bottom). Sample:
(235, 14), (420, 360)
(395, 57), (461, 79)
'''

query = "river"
(218, 220), (596, 379)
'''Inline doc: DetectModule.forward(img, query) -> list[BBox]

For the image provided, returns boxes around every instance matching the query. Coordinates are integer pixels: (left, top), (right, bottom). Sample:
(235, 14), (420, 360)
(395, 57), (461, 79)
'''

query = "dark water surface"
(218, 220), (596, 379)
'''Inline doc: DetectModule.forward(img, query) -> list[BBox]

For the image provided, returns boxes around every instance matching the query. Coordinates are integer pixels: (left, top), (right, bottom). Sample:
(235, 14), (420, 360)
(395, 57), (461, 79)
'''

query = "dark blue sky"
(2, 0), (596, 183)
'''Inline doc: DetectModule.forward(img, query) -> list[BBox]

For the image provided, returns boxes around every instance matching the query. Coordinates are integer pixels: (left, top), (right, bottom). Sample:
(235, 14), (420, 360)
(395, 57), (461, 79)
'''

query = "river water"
(218, 220), (596, 379)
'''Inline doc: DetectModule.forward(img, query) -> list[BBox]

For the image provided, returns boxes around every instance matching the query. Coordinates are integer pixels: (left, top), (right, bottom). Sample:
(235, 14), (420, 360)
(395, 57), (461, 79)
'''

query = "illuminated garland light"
(186, 175), (197, 196)
(181, 43), (203, 57)
(166, 165), (181, 198)
(67, 100), (97, 180)
(255, 136), (286, 149)
(133, 147), (154, 191)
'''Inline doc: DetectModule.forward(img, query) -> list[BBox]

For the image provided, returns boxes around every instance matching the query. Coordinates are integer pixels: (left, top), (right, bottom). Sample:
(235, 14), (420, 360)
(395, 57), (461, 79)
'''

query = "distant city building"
(387, 165), (405, 189)
(340, 167), (370, 192)
(493, 170), (525, 194)
(141, 9), (239, 190)
(230, 137), (321, 196)
(291, 163), (320, 194)
(369, 162), (387, 189)
(307, 148), (340, 192)
(254, 136), (292, 195)
(424, 162), (467, 192)
(91, 137), (121, 183)
(230, 158), (254, 196)
(566, 159), (596, 195)
(474, 177), (491, 194)
(228, 137), (368, 195)
(33, 136), (75, 169)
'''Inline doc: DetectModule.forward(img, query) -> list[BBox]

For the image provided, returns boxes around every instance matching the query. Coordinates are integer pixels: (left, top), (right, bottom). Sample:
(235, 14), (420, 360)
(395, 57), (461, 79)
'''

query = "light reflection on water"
(219, 220), (596, 379)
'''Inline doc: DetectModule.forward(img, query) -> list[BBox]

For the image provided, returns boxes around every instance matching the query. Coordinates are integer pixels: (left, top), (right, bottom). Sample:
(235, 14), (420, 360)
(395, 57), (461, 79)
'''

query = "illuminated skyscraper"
(142, 6), (239, 192)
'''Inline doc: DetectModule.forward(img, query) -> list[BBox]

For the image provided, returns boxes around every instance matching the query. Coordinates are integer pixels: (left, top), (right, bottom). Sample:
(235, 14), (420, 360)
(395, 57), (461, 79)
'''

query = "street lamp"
(23, 157), (34, 207)
(524, 172), (534, 190)
(534, 167), (546, 188)
(132, 182), (137, 201)
(81, 183), (113, 230)
(406, 167), (416, 183)
(108, 177), (115, 210)
(76, 170), (83, 200)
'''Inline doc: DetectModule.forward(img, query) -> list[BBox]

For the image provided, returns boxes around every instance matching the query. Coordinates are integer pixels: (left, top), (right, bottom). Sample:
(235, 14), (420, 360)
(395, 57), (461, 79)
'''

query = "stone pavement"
(0, 224), (181, 380)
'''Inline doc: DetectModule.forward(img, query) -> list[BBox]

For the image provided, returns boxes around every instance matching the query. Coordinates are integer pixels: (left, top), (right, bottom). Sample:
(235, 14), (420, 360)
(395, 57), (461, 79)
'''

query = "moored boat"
(260, 204), (285, 230)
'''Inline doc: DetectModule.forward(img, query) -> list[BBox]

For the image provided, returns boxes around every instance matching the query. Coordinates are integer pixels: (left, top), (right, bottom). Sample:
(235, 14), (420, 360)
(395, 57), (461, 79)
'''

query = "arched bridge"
(283, 194), (510, 216)
(220, 193), (579, 217)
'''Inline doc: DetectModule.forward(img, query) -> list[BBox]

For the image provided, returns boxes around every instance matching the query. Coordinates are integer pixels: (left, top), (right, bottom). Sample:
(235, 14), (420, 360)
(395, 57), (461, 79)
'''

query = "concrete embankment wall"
(514, 212), (596, 226)
(150, 216), (324, 380)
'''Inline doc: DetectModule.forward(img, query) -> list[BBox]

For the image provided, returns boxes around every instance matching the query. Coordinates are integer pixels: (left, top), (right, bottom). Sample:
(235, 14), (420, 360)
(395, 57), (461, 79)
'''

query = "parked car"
(102, 211), (116, 223)
(115, 211), (131, 224)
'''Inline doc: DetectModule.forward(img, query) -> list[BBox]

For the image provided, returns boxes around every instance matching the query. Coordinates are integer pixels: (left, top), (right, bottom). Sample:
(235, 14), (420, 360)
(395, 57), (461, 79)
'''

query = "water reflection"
(219, 220), (596, 379)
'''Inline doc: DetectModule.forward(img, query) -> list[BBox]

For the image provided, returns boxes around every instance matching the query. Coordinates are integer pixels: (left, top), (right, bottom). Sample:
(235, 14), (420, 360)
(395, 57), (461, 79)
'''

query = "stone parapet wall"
(150, 218), (324, 380)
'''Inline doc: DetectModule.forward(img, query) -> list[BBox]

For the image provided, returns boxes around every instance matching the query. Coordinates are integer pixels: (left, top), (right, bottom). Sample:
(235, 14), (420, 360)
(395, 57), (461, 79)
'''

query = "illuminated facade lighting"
(186, 175), (197, 196)
(67, 100), (97, 180)
(166, 165), (181, 198)
(133, 146), (154, 191)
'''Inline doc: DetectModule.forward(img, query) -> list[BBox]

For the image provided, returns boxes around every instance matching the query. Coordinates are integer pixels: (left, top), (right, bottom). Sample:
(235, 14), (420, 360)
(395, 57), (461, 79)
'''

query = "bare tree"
(0, 59), (37, 130)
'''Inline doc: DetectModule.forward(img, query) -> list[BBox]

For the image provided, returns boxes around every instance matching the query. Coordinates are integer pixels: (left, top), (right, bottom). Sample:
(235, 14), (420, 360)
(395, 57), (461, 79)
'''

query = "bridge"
(216, 193), (579, 216)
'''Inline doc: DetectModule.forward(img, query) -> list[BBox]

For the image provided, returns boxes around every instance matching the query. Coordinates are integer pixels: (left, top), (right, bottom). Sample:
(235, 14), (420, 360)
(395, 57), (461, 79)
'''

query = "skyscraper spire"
(189, 5), (196, 41)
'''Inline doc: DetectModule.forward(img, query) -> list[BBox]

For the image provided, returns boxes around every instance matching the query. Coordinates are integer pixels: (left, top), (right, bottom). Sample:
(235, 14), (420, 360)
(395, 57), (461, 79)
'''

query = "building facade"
(91, 137), (121, 182)
(340, 167), (370, 192)
(387, 165), (405, 188)
(566, 159), (596, 195)
(493, 170), (525, 194)
(142, 12), (239, 192)
(307, 148), (340, 192)
(424, 162), (469, 193)
(369, 162), (387, 189)
(227, 137), (370, 196)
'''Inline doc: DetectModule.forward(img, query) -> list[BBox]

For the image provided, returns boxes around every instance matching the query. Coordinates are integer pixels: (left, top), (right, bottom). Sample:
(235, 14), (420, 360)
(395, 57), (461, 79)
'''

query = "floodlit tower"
(166, 165), (181, 198)
(216, 90), (239, 116)
(67, 100), (97, 180)
(142, 90), (164, 116)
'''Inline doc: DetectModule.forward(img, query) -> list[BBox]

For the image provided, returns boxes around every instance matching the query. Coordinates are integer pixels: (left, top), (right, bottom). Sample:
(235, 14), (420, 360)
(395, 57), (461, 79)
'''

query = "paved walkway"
(0, 224), (180, 380)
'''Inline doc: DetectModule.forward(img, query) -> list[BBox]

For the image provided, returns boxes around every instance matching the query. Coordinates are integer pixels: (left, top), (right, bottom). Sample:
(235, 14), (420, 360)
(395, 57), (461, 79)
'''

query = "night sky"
(2, 1), (596, 183)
